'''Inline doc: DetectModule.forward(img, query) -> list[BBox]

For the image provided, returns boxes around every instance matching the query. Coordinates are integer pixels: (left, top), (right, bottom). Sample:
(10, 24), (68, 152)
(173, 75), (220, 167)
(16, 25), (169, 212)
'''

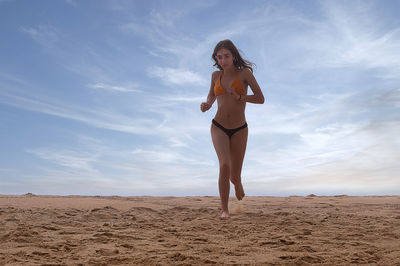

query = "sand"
(1, 194), (399, 265)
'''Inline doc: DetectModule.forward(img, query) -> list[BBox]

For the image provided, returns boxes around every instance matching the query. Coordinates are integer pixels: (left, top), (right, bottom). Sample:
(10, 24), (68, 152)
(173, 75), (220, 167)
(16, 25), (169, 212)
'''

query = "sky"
(0, 0), (399, 196)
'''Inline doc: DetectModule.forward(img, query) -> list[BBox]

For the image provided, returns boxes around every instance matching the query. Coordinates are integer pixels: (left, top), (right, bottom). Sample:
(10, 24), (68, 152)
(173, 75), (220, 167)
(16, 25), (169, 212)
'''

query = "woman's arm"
(207, 71), (218, 105)
(241, 68), (265, 104)
(207, 92), (216, 106)
(200, 71), (218, 112)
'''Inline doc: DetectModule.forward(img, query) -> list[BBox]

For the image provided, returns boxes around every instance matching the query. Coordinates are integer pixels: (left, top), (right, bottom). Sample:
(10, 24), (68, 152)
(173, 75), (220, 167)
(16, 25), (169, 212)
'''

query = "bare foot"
(234, 183), (245, 200)
(220, 211), (229, 220)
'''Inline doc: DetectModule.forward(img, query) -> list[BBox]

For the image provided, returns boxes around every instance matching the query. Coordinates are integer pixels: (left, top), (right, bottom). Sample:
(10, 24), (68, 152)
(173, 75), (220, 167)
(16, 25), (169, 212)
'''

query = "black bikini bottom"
(212, 119), (248, 139)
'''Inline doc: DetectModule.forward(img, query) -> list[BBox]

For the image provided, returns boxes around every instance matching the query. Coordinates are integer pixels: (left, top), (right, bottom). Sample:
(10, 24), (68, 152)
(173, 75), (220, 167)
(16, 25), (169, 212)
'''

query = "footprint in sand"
(95, 248), (119, 256)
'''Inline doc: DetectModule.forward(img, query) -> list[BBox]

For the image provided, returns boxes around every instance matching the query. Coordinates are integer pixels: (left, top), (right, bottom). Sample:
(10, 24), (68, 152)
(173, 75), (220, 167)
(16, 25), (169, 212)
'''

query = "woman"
(200, 40), (265, 220)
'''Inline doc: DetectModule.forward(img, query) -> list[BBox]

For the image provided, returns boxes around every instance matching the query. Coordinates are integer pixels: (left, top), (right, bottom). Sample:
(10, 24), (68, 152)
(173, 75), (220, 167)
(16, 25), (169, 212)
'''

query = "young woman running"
(200, 40), (265, 220)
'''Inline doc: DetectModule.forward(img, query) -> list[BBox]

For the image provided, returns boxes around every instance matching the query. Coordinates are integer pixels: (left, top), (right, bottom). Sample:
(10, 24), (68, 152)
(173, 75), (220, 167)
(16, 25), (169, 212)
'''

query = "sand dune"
(1, 194), (399, 265)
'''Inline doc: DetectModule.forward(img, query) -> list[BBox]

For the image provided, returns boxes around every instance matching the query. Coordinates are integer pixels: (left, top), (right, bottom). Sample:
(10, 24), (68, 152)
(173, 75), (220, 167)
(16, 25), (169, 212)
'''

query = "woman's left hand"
(226, 87), (240, 100)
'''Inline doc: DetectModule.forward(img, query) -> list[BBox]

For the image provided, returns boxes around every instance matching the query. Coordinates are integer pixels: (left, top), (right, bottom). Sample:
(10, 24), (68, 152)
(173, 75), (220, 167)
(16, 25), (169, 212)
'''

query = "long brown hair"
(212, 39), (255, 72)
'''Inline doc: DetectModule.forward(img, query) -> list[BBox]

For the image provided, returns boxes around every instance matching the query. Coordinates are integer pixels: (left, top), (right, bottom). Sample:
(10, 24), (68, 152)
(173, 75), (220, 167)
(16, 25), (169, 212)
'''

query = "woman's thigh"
(229, 127), (248, 176)
(211, 124), (230, 165)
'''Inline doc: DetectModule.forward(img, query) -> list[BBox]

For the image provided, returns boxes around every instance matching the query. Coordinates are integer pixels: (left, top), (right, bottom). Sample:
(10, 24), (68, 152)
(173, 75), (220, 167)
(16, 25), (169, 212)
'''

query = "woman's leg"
(229, 127), (248, 200)
(211, 123), (231, 219)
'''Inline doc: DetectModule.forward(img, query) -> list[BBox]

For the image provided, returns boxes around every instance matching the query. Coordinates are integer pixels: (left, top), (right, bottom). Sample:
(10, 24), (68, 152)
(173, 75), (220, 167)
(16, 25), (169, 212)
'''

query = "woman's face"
(216, 48), (233, 70)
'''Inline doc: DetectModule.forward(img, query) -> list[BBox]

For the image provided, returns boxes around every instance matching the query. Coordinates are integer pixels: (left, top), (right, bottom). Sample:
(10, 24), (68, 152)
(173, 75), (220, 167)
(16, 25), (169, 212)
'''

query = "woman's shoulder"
(211, 70), (221, 81)
(238, 68), (253, 79)
(212, 70), (222, 76)
(238, 68), (252, 75)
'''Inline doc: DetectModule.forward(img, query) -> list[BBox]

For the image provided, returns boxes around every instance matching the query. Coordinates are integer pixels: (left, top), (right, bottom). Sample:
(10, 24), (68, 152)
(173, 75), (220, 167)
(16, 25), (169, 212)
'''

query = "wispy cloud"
(149, 8), (186, 29)
(131, 146), (212, 165)
(20, 132), (216, 195)
(118, 2), (241, 73)
(244, 119), (400, 195)
(19, 24), (60, 48)
(0, 87), (158, 135)
(88, 82), (142, 93)
(243, 86), (400, 195)
(26, 148), (99, 173)
(65, 0), (77, 8)
(159, 95), (204, 103)
(147, 67), (207, 86)
(277, 1), (400, 77)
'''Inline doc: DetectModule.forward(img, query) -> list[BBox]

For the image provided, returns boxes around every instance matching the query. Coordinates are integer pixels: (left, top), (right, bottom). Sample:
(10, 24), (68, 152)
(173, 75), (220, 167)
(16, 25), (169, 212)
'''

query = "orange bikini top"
(214, 71), (245, 96)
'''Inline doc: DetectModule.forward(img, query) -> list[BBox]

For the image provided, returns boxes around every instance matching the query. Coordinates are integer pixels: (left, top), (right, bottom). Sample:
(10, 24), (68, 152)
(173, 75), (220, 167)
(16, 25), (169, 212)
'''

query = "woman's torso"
(213, 69), (248, 128)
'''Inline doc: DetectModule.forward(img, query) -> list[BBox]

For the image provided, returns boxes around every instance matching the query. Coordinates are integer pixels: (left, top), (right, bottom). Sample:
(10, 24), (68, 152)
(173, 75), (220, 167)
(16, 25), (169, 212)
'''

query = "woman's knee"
(219, 162), (230, 176)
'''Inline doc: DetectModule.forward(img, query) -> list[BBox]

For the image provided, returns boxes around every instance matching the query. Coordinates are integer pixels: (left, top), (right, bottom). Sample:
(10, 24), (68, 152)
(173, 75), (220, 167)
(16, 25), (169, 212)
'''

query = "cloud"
(278, 1), (400, 77)
(149, 9), (185, 29)
(65, 0), (77, 7)
(289, 120), (400, 194)
(244, 118), (400, 195)
(243, 85), (400, 195)
(147, 66), (207, 86)
(18, 132), (217, 196)
(19, 24), (60, 48)
(0, 88), (158, 136)
(26, 148), (98, 173)
(131, 146), (212, 165)
(159, 95), (204, 103)
(88, 82), (142, 93)
(118, 2), (245, 73)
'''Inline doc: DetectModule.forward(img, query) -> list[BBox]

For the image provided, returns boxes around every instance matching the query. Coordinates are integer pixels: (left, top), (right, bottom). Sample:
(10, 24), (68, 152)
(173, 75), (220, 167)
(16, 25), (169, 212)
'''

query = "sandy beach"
(0, 194), (399, 265)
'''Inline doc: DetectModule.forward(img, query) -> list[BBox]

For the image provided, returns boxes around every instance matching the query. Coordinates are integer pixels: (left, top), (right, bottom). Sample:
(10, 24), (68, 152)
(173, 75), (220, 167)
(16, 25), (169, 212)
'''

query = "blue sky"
(0, 0), (399, 196)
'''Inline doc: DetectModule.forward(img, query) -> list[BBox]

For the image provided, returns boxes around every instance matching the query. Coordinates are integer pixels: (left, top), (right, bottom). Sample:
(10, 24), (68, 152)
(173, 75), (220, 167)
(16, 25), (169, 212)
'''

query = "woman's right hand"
(200, 102), (211, 112)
